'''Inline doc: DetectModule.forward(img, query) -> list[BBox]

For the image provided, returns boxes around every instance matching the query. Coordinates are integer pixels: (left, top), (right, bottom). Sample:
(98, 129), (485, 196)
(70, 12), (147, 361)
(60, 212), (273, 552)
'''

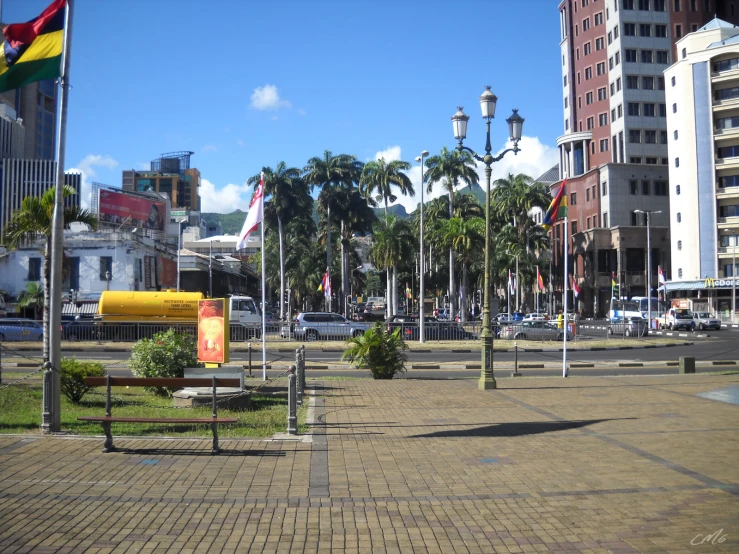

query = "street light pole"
(208, 239), (220, 298)
(416, 150), (430, 343)
(452, 88), (524, 390)
(635, 209), (661, 330)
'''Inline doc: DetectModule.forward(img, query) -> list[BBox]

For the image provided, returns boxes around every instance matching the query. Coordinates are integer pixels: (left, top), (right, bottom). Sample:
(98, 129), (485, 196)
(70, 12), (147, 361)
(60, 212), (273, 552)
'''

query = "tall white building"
(665, 18), (739, 315)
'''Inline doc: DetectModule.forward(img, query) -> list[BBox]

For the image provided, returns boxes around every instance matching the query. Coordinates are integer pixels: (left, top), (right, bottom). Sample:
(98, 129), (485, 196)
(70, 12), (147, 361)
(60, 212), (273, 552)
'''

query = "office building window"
(655, 24), (667, 37)
(642, 180), (650, 194)
(618, 104), (623, 118)
(28, 258), (41, 281)
(584, 42), (592, 56)
(643, 103), (656, 116)
(597, 62), (606, 76)
(571, 192), (577, 205)
(672, 103), (677, 113)
(624, 23), (636, 35)
(628, 102), (640, 116)
(565, 119), (569, 130)
(99, 257), (113, 281)
(630, 156), (643, 163)
(586, 91), (594, 104)
(639, 0), (650, 8)
(671, 76), (676, 86)
(715, 86), (739, 100)
(596, 37), (605, 50)
(641, 50), (653, 63)
(624, 0), (634, 7)
(674, 0), (680, 10)
(640, 23), (651, 36)
(654, 0), (666, 9)
(612, 108), (617, 121)
(564, 97), (568, 108)
(595, 12), (604, 24)
(657, 51), (669, 64)
(675, 157), (680, 167)
(631, 211), (639, 225)
(660, 130), (668, 143)
(713, 57), (739, 72)
(603, 212), (609, 227)
(598, 86), (607, 100)
(611, 82), (615, 96)
(587, 188), (590, 201)
(609, 57), (614, 70)
(677, 212), (681, 222)
(587, 116), (594, 130)
(572, 221), (578, 234)
(626, 75), (639, 89)
(587, 216), (591, 228)
(614, 24), (620, 38)
(602, 181), (608, 196)
(625, 49), (638, 62)
(676, 24), (682, 37)
(585, 67), (593, 80)
(660, 103), (667, 117)
(629, 129), (641, 143)
(658, 77), (665, 90)
(600, 138), (609, 151)
(642, 76), (655, 89)
(645, 130), (657, 143)
(678, 240), (682, 250)
(583, 17), (590, 31)
(646, 157), (658, 164)
(578, 72), (581, 84)
(661, 157), (668, 165)
(630, 180), (639, 194)
(676, 184), (680, 195)
(564, 75), (568, 87)
(678, 268), (683, 278)
(608, 31), (613, 44)
(690, 0), (696, 9)
(599, 113), (608, 126)
(615, 51), (620, 65)
(617, 77), (622, 90)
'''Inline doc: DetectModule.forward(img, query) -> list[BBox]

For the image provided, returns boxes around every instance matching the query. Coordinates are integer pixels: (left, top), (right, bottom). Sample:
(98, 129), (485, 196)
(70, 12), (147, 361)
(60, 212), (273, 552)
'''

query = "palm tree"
(360, 158), (414, 220)
(304, 151), (363, 313)
(3, 185), (97, 360)
(440, 217), (485, 322)
(248, 162), (312, 320)
(18, 282), (44, 321)
(423, 147), (479, 319)
(369, 216), (415, 317)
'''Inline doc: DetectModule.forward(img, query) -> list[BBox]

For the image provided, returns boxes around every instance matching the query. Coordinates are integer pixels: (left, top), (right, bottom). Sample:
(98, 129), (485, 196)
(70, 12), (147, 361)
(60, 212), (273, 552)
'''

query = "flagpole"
(536, 266), (540, 315)
(563, 217), (568, 378)
(261, 220), (267, 380)
(45, 0), (74, 433)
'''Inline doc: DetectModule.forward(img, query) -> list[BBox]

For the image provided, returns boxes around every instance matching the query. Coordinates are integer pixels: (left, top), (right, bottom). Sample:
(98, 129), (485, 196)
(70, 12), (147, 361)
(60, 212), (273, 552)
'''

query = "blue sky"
(5, 0), (563, 214)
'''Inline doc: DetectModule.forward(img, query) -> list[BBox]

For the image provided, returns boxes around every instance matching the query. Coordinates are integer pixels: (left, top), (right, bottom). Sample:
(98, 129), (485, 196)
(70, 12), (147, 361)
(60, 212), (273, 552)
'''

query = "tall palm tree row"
(423, 147), (479, 319)
(360, 158), (414, 220)
(3, 185), (97, 360)
(369, 216), (416, 317)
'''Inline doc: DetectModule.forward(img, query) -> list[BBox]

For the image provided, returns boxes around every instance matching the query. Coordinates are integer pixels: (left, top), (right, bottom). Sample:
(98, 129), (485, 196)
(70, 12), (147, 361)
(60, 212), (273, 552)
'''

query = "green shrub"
(129, 328), (200, 396)
(60, 358), (105, 404)
(342, 322), (408, 379)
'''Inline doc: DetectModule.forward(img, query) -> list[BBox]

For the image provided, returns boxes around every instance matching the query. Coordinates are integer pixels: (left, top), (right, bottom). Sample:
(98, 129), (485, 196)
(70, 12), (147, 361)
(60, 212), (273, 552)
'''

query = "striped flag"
(571, 275), (580, 298)
(237, 172), (265, 250)
(0, 0), (66, 93)
(537, 266), (545, 292)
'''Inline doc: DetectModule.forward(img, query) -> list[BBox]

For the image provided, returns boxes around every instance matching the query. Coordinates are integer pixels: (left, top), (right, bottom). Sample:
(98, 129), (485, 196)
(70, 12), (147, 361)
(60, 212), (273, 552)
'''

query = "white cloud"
(249, 84), (291, 110)
(373, 145), (402, 162)
(136, 161), (149, 170)
(236, 139), (245, 147)
(200, 178), (254, 213)
(297, 108), (306, 116)
(389, 136), (559, 214)
(202, 144), (217, 152)
(67, 154), (119, 208)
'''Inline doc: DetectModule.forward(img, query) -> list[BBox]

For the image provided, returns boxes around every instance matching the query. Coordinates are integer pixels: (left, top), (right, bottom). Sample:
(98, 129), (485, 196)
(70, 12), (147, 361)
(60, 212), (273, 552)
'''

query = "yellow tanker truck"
(95, 291), (263, 338)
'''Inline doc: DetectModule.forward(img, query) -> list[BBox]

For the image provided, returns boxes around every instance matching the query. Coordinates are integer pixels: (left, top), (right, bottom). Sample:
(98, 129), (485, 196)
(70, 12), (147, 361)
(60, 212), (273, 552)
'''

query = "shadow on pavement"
(112, 447), (288, 457)
(408, 418), (629, 438)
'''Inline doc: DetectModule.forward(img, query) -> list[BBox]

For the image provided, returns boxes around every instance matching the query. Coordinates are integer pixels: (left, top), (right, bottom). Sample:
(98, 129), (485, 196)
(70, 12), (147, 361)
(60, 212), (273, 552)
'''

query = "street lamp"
(415, 149), (430, 343)
(452, 87), (524, 390)
(209, 239), (221, 297)
(176, 219), (187, 292)
(634, 209), (662, 329)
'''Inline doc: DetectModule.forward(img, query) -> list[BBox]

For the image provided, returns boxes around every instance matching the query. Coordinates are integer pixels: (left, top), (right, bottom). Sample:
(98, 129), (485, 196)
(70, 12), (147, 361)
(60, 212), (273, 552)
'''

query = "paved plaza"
(0, 373), (738, 553)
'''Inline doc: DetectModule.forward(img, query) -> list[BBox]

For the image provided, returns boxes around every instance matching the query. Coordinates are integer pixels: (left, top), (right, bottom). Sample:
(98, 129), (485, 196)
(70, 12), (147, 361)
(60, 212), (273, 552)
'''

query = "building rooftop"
(534, 164), (560, 186)
(708, 32), (739, 49)
(698, 17), (737, 31)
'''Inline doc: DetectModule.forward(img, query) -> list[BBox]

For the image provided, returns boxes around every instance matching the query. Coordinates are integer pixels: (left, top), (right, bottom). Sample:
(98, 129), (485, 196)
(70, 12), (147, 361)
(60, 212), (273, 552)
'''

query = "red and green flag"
(0, 0), (66, 93)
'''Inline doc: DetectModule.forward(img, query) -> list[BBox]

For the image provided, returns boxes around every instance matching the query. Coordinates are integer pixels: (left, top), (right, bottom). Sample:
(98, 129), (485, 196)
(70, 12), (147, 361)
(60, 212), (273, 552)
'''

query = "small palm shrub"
(342, 322), (408, 379)
(129, 328), (199, 396)
(60, 358), (105, 404)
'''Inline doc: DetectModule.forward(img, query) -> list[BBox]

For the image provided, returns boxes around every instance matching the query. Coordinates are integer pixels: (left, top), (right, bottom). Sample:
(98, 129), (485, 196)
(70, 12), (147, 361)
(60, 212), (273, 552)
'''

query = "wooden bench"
(78, 376), (240, 454)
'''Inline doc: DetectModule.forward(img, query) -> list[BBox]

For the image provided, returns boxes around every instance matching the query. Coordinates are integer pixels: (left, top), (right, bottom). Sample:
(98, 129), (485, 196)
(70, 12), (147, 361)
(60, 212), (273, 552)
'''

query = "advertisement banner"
(198, 298), (230, 364)
(159, 256), (177, 289)
(98, 189), (166, 231)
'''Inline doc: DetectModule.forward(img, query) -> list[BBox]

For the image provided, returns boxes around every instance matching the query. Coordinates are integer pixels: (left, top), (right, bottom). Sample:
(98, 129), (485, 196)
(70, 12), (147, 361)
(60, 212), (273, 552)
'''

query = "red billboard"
(198, 299), (230, 364)
(98, 189), (166, 231)
(159, 256), (177, 289)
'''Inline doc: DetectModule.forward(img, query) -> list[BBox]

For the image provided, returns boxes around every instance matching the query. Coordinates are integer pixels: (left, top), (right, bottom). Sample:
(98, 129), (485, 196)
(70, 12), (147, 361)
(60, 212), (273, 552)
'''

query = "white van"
(229, 296), (262, 336)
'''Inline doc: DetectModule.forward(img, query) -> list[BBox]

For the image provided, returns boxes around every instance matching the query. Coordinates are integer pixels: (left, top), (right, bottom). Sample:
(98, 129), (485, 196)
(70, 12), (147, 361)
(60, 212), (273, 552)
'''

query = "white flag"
(237, 173), (265, 251)
(658, 265), (666, 288)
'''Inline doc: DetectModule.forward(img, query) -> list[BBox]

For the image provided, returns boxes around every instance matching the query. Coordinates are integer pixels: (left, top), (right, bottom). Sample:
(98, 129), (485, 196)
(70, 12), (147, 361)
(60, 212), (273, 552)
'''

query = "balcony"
(713, 126), (739, 141)
(717, 216), (739, 228)
(716, 156), (739, 171)
(717, 186), (739, 201)
(711, 68), (739, 84)
(713, 96), (739, 112)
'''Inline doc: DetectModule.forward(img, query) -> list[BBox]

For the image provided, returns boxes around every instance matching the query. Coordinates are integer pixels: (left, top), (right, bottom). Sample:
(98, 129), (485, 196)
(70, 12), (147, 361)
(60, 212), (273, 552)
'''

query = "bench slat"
(77, 416), (238, 423)
(85, 377), (241, 387)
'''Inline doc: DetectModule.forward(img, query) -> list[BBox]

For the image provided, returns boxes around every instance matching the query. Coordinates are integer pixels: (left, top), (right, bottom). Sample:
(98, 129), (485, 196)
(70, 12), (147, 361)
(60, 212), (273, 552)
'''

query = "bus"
(608, 298), (642, 320)
(630, 297), (666, 319)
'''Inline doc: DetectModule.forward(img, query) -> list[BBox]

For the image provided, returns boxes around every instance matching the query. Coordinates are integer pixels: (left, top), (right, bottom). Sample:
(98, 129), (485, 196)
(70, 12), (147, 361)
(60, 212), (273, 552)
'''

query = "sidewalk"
(1, 374), (738, 553)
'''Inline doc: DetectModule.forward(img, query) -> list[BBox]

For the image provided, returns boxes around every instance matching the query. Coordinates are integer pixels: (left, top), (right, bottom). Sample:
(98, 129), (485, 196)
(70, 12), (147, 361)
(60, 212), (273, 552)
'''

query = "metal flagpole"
(261, 220), (266, 380)
(536, 266), (539, 315)
(45, 0), (74, 433)
(563, 218), (568, 378)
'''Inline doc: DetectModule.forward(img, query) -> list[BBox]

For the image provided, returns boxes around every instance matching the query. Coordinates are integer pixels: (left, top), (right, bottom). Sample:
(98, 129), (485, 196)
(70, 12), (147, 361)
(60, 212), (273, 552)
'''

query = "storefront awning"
(665, 278), (738, 291)
(62, 302), (99, 316)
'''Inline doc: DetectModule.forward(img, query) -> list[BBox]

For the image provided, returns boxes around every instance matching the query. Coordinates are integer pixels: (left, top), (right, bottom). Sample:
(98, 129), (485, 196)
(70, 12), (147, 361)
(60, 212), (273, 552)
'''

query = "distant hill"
(201, 210), (246, 235)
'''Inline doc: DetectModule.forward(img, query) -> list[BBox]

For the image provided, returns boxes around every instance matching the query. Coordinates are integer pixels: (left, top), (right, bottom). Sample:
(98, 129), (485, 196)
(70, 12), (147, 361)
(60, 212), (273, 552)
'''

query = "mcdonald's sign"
(704, 277), (716, 288)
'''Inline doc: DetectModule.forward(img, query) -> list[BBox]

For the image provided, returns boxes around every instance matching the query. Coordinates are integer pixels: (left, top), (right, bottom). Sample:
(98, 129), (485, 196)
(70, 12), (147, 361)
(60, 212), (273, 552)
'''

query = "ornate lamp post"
(452, 87), (524, 390)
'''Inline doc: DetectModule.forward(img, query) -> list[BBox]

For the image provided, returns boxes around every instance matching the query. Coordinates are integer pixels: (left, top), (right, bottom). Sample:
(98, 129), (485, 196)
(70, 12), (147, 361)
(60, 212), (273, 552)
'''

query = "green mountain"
(373, 204), (409, 219)
(201, 210), (246, 235)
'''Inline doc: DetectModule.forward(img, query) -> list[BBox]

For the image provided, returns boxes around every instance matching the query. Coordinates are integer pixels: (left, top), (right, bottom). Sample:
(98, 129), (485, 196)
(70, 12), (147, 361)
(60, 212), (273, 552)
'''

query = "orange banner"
(197, 298), (230, 364)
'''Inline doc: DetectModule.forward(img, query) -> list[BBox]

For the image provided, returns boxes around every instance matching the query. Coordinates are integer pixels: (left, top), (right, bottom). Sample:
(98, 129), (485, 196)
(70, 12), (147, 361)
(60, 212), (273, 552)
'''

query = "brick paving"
(0, 373), (738, 553)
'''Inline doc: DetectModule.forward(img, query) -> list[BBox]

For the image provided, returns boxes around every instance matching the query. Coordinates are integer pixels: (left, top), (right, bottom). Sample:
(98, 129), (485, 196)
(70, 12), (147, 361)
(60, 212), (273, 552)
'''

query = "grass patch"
(0, 384), (307, 438)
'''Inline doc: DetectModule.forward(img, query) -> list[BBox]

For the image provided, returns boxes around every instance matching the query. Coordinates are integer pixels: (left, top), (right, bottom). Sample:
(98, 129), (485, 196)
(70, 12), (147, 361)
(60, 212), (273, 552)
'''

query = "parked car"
(496, 312), (525, 324)
(500, 320), (573, 341)
(523, 312), (548, 321)
(692, 311), (721, 331)
(61, 319), (100, 341)
(0, 318), (43, 341)
(656, 308), (695, 331)
(608, 316), (648, 337)
(385, 315), (476, 341)
(280, 312), (370, 340)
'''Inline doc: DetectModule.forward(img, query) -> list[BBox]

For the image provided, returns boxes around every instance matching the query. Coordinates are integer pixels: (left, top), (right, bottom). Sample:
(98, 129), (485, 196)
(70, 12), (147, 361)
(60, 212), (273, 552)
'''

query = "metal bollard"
(247, 342), (252, 377)
(512, 341), (521, 377)
(287, 365), (297, 435)
(295, 348), (303, 405)
(41, 361), (53, 432)
(300, 344), (306, 392)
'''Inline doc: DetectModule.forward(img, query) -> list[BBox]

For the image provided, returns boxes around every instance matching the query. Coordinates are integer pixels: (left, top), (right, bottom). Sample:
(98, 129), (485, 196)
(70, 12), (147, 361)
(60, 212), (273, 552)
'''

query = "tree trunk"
(386, 268), (391, 319)
(278, 217), (285, 320)
(392, 263), (398, 316)
(326, 203), (332, 312)
(461, 263), (468, 323)
(43, 238), (51, 362)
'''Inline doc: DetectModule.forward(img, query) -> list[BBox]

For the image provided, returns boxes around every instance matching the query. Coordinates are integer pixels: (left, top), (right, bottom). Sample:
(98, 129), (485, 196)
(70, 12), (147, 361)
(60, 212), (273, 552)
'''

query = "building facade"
(664, 18), (739, 316)
(553, 0), (736, 316)
(122, 152), (201, 212)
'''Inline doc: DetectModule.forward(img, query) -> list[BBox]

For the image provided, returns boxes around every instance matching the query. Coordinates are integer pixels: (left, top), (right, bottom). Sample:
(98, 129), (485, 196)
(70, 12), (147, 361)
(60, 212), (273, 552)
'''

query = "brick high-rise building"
(122, 151), (201, 212)
(551, 0), (739, 317)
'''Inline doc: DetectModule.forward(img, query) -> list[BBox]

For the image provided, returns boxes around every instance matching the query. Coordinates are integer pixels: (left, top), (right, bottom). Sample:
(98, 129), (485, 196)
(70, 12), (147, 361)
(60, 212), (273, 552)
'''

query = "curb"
(507, 341), (692, 353)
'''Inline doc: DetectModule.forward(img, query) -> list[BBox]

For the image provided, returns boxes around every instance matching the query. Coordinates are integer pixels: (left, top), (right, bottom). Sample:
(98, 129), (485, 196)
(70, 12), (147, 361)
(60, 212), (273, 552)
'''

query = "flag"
(405, 284), (412, 300)
(237, 172), (265, 250)
(571, 275), (580, 298)
(658, 265), (666, 288)
(0, 0), (66, 93)
(536, 266), (545, 292)
(541, 179), (567, 231)
(318, 269), (329, 293)
(508, 269), (515, 295)
(611, 271), (618, 295)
